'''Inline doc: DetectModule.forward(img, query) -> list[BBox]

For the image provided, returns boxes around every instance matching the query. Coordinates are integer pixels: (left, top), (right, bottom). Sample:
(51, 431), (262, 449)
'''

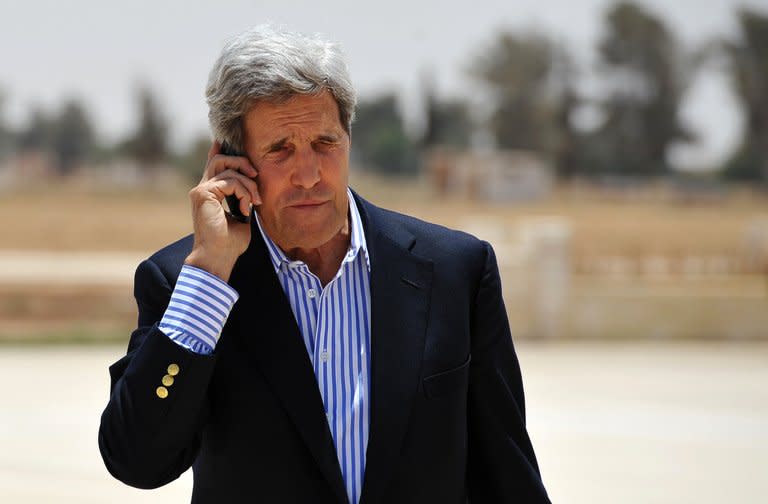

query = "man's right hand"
(184, 142), (262, 283)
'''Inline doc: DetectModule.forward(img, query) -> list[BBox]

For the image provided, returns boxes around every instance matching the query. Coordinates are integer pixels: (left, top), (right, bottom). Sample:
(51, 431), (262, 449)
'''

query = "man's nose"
(290, 148), (321, 188)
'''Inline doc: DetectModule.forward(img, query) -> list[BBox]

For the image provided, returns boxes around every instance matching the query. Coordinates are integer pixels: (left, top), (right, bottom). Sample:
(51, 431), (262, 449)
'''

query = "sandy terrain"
(0, 342), (765, 503)
(1, 181), (765, 260)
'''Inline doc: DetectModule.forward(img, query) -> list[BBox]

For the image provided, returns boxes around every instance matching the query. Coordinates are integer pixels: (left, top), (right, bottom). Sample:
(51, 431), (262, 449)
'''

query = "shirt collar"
(254, 187), (370, 274)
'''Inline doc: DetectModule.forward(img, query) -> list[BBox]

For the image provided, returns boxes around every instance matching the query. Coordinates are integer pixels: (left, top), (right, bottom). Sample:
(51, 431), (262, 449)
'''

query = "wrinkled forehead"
(246, 89), (346, 132)
(242, 91), (348, 149)
(246, 91), (345, 130)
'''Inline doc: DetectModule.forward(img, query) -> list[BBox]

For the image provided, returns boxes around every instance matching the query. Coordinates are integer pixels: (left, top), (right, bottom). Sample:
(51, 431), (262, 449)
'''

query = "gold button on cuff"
(167, 363), (180, 376)
(156, 386), (169, 399)
(162, 374), (174, 387)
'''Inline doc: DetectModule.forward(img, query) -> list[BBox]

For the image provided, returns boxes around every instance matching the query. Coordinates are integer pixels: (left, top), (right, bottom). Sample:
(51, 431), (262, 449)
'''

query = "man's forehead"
(249, 91), (339, 119)
(244, 92), (346, 141)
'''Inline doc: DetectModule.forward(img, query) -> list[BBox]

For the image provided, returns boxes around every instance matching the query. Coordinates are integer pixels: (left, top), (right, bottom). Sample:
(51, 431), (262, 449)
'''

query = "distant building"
(425, 147), (553, 202)
(0, 150), (56, 191)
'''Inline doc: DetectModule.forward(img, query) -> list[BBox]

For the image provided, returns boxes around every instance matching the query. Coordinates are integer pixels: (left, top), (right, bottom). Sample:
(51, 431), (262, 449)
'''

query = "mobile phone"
(220, 142), (251, 223)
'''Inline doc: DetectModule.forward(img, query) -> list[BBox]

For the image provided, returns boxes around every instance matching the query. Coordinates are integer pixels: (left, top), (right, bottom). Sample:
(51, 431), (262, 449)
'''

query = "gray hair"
(206, 25), (357, 152)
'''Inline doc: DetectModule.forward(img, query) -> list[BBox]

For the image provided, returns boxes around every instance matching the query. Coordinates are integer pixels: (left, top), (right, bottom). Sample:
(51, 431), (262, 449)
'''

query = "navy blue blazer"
(98, 192), (550, 503)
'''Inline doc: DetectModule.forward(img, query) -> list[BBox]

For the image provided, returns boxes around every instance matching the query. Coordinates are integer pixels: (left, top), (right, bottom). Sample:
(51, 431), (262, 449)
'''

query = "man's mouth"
(289, 200), (328, 209)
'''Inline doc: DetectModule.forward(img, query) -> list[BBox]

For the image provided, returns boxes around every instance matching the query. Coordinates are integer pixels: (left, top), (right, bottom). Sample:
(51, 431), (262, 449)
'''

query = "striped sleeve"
(158, 265), (239, 355)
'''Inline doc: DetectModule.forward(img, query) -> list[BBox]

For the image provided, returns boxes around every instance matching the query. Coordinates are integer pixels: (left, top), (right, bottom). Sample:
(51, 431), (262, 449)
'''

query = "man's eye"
(315, 140), (336, 149)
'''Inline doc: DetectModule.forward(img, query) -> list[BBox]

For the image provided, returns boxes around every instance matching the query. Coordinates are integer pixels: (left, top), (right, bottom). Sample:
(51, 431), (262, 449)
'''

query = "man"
(99, 25), (550, 504)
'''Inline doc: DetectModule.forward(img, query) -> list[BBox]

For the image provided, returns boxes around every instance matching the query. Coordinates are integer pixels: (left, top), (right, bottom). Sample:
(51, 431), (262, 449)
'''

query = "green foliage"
(723, 145), (766, 182)
(589, 1), (692, 176)
(474, 32), (553, 96)
(721, 9), (768, 182)
(351, 94), (418, 175)
(17, 107), (53, 153)
(421, 76), (472, 149)
(13, 99), (95, 174)
(471, 31), (563, 152)
(0, 90), (10, 160)
(600, 2), (671, 68)
(552, 87), (583, 179)
(121, 86), (169, 169)
(175, 134), (211, 185)
(470, 30), (583, 178)
(50, 99), (95, 174)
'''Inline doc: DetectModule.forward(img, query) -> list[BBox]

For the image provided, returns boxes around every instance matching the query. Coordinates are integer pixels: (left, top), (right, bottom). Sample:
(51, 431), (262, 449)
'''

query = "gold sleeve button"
(156, 386), (169, 399)
(167, 363), (180, 376)
(162, 374), (175, 387)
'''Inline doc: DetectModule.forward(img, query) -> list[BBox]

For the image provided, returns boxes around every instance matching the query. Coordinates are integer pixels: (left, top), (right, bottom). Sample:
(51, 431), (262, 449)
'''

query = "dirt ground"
(0, 341), (765, 503)
(2, 179), (767, 341)
(1, 177), (766, 260)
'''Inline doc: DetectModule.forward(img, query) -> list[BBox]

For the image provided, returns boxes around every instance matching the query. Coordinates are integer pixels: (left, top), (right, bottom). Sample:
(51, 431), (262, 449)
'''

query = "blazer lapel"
(227, 221), (349, 504)
(355, 197), (434, 504)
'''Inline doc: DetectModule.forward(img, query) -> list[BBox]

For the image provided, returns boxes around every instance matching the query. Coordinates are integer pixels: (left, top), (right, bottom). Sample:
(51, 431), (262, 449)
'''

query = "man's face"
(242, 91), (350, 252)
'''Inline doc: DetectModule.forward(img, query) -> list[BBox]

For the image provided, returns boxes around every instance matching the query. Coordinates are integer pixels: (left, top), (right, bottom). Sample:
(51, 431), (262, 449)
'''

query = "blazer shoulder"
(143, 234), (194, 283)
(131, 234), (194, 330)
(358, 194), (489, 271)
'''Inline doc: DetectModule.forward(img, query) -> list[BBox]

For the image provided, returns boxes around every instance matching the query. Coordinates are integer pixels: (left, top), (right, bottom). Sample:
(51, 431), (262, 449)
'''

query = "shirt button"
(320, 350), (329, 362)
(308, 288), (317, 298)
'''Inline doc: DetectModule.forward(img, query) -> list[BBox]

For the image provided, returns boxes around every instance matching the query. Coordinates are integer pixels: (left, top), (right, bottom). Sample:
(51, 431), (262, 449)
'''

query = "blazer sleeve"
(466, 242), (551, 503)
(98, 258), (217, 489)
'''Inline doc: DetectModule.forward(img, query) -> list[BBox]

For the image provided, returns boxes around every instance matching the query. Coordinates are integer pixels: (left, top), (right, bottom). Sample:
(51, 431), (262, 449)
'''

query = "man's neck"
(284, 220), (351, 286)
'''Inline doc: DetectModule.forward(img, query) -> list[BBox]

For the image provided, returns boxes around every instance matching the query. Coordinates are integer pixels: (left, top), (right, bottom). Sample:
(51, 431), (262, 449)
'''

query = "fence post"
(518, 218), (572, 339)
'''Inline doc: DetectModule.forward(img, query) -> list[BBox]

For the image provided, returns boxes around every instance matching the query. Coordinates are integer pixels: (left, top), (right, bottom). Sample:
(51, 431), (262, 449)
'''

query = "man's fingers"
(213, 169), (262, 205)
(215, 154), (258, 179)
(190, 170), (261, 217)
(222, 180), (253, 218)
(200, 178), (254, 217)
(203, 149), (258, 181)
(220, 178), (253, 217)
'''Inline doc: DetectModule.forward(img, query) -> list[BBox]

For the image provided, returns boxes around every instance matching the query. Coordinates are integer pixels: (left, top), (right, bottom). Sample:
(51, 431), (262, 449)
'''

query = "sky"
(1, 0), (765, 170)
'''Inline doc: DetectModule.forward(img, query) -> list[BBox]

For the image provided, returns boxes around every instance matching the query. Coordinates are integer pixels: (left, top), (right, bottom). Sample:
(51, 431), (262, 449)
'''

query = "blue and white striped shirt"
(159, 188), (371, 504)
(158, 266), (239, 354)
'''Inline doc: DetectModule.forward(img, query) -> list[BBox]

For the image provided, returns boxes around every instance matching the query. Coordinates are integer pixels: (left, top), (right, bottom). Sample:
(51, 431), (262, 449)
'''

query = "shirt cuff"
(159, 265), (239, 355)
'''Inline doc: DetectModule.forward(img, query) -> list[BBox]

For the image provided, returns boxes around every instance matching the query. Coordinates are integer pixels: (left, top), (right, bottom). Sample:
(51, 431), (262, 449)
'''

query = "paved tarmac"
(0, 342), (765, 503)
(0, 251), (143, 286)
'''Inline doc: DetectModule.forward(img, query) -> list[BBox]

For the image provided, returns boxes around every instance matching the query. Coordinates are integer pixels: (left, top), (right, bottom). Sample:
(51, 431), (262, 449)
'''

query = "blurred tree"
(50, 98), (95, 175)
(420, 73), (472, 149)
(176, 134), (211, 184)
(470, 30), (580, 178)
(550, 49), (584, 179)
(591, 1), (693, 176)
(122, 86), (169, 171)
(722, 9), (768, 182)
(17, 106), (52, 153)
(351, 93), (418, 175)
(551, 87), (583, 179)
(0, 89), (12, 160)
(471, 31), (557, 152)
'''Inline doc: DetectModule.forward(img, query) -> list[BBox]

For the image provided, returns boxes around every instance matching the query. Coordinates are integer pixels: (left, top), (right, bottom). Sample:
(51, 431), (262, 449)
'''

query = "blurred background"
(0, 0), (766, 502)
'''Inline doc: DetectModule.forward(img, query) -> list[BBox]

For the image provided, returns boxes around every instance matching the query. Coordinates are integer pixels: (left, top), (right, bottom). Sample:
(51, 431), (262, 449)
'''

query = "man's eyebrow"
(316, 134), (341, 142)
(265, 138), (288, 152)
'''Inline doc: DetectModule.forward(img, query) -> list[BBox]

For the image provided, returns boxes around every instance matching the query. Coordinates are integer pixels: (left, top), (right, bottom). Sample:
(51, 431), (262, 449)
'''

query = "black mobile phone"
(220, 142), (251, 223)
